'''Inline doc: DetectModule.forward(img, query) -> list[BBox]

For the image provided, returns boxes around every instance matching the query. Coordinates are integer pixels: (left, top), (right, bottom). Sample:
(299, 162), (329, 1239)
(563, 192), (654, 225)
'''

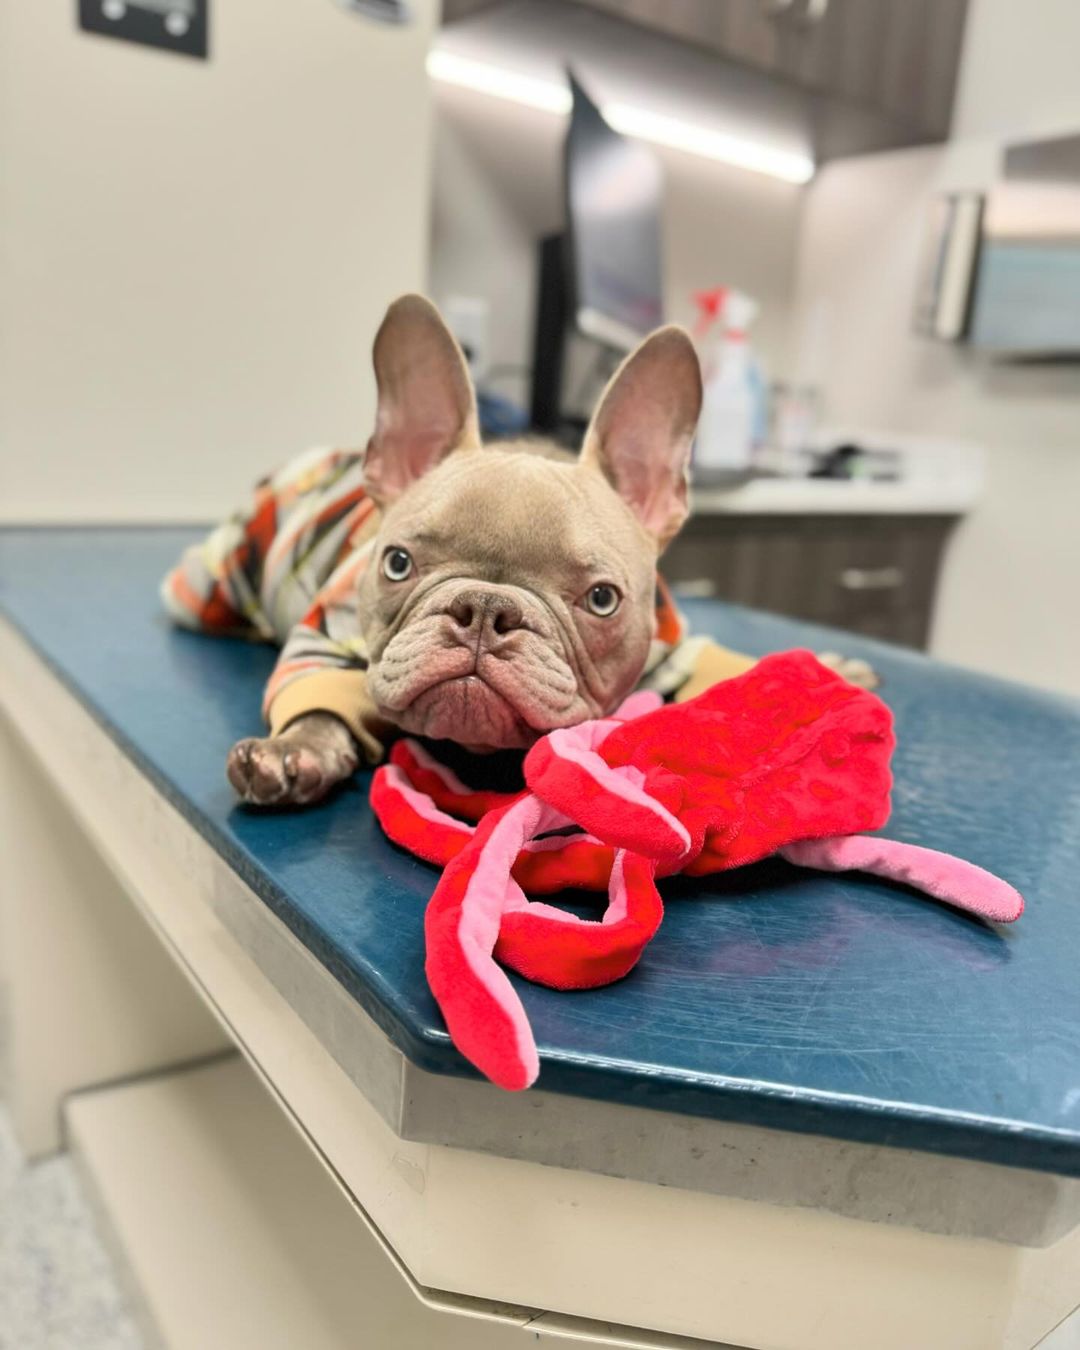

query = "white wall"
(791, 0), (1080, 697)
(429, 82), (805, 410)
(429, 89), (546, 410)
(0, 0), (437, 522)
(949, 0), (1080, 142)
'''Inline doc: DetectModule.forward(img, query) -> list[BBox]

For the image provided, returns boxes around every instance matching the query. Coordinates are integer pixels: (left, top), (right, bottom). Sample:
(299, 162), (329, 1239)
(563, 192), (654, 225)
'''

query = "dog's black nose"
(447, 590), (525, 638)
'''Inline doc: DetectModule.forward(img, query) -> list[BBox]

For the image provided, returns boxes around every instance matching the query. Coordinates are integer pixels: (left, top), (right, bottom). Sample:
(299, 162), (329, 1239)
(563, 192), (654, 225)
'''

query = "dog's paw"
(816, 651), (880, 691)
(226, 729), (357, 807)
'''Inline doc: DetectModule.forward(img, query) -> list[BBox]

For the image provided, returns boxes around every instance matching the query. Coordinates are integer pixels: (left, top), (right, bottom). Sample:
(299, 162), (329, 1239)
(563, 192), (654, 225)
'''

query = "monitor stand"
(530, 233), (624, 449)
(530, 233), (572, 441)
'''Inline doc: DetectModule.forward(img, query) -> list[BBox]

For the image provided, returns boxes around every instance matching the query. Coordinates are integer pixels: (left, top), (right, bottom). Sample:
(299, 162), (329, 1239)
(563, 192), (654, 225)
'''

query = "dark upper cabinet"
(537, 0), (971, 158)
(777, 0), (969, 141)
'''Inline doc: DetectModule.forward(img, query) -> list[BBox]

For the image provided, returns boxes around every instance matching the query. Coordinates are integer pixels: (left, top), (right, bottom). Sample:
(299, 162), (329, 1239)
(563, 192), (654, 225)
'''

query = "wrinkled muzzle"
(368, 581), (583, 749)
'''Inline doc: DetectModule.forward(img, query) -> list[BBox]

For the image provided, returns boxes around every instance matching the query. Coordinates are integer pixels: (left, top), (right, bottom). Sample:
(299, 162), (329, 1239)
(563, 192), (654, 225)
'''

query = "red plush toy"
(371, 650), (1023, 1091)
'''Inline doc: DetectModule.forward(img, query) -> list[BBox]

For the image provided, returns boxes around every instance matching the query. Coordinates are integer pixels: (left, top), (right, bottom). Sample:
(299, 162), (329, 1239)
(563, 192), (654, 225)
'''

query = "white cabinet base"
(66, 1056), (725, 1350)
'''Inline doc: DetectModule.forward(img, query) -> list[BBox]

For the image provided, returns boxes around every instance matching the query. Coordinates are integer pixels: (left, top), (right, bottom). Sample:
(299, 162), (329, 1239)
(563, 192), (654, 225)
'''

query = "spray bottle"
(692, 287), (765, 474)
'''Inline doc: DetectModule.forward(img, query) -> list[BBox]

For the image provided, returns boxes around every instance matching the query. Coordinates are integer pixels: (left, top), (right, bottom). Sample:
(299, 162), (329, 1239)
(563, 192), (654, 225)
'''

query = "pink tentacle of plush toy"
(371, 650), (1024, 1092)
(778, 837), (1024, 925)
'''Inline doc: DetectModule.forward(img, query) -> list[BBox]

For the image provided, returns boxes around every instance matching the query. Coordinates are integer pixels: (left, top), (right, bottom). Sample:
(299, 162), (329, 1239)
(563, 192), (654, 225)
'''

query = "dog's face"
(356, 296), (702, 751)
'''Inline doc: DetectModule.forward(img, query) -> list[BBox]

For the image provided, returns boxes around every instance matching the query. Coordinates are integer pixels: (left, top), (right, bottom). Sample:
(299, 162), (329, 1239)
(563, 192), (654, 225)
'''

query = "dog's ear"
(580, 326), (702, 551)
(363, 294), (480, 506)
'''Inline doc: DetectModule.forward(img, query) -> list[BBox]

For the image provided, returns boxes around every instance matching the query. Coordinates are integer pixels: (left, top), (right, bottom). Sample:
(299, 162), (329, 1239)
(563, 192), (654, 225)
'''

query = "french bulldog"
(224, 295), (874, 808)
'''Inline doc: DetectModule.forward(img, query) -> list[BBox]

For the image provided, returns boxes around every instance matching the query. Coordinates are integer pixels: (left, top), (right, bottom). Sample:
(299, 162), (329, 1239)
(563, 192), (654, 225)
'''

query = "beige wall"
(429, 81), (805, 410)
(0, 0), (437, 522)
(950, 0), (1080, 142)
(792, 0), (1080, 696)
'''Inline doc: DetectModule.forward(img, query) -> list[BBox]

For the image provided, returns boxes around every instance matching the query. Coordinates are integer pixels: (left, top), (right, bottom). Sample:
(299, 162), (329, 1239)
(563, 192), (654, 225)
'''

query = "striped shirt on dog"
(162, 446), (755, 762)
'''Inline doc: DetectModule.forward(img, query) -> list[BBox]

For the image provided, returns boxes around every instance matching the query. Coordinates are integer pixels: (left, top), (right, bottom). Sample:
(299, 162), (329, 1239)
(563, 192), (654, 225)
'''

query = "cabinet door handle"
(838, 566), (905, 591)
(672, 579), (718, 599)
(761, 0), (829, 21)
(332, 0), (410, 23)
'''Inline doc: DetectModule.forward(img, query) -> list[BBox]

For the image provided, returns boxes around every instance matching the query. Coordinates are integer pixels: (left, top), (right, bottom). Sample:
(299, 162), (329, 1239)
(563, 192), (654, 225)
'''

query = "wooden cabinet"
(558, 0), (970, 151)
(778, 0), (969, 140)
(662, 513), (958, 650)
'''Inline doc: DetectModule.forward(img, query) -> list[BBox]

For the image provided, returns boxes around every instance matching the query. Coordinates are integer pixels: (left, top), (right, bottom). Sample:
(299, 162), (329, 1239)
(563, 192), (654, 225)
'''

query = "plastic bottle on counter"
(692, 287), (765, 475)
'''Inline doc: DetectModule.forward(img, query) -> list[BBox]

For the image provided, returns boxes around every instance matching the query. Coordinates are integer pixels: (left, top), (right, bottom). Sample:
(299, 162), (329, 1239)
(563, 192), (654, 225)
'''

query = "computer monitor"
(530, 73), (664, 436)
(565, 72), (664, 350)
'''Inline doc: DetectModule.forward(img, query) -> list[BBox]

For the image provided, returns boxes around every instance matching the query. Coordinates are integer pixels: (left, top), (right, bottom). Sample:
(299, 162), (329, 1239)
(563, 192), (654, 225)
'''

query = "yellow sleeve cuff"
(673, 641), (758, 703)
(267, 669), (388, 764)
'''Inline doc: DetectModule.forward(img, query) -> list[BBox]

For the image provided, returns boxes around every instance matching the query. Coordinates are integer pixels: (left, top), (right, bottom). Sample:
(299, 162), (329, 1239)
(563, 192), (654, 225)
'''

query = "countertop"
(2, 527), (1079, 1176)
(690, 433), (984, 515)
(690, 475), (979, 515)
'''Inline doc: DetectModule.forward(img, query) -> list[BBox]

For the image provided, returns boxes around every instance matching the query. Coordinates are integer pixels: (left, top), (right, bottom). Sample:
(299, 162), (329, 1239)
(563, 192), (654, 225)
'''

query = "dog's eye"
(382, 547), (414, 582)
(585, 583), (621, 617)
